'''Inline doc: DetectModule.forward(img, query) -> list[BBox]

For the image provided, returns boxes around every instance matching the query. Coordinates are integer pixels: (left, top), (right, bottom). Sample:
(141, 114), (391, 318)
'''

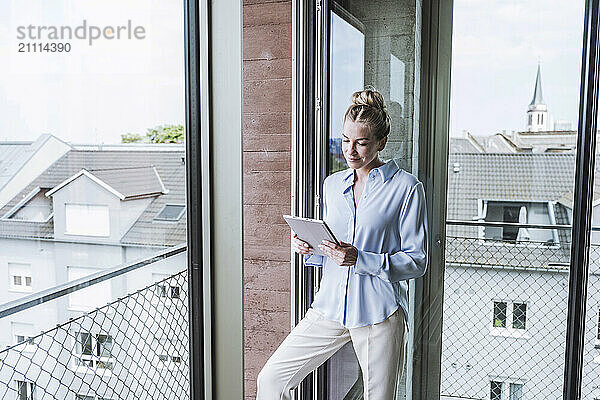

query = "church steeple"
(526, 63), (548, 132)
(529, 64), (545, 106)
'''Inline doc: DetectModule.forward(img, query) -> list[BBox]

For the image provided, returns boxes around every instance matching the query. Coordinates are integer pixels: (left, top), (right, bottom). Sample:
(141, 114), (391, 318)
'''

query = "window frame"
(490, 380), (503, 400)
(490, 300), (530, 339)
(153, 203), (186, 222)
(1, 186), (54, 223)
(184, 0), (243, 397)
(15, 380), (35, 400)
(294, 0), (600, 398)
(8, 262), (32, 293)
(489, 378), (526, 400)
(294, 0), (454, 398)
(12, 322), (36, 353)
(152, 273), (182, 305)
(509, 382), (524, 400)
(71, 331), (114, 375)
(477, 199), (560, 248)
(154, 336), (183, 371)
(64, 203), (110, 237)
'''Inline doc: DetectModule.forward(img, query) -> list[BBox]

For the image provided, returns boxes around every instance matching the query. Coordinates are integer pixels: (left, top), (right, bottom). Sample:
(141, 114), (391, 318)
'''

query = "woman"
(256, 88), (428, 400)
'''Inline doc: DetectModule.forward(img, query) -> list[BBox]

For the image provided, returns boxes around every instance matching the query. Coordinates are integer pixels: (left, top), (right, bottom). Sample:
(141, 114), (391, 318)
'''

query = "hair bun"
(351, 88), (386, 113)
(344, 87), (391, 140)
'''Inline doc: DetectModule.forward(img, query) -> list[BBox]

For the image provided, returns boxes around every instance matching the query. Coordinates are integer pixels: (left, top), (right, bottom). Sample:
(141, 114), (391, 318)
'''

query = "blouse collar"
(342, 158), (400, 185)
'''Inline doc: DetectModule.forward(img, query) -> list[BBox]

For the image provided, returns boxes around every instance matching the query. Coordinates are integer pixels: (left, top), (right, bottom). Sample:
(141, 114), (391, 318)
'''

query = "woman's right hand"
(292, 233), (314, 255)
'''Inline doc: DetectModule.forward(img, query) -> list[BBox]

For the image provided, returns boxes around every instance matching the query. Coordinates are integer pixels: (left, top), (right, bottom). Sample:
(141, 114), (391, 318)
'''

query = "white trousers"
(256, 307), (406, 400)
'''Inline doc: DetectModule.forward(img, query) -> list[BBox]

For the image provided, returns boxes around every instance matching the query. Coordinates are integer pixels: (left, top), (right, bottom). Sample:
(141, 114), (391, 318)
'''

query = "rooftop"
(0, 147), (186, 247)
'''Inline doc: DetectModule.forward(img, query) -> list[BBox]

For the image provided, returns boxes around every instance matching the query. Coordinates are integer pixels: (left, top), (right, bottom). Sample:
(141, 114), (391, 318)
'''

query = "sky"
(0, 0), (587, 143)
(450, 0), (585, 137)
(0, 0), (185, 144)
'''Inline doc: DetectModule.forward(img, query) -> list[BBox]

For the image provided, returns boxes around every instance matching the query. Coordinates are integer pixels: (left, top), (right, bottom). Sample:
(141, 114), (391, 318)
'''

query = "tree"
(121, 124), (184, 144)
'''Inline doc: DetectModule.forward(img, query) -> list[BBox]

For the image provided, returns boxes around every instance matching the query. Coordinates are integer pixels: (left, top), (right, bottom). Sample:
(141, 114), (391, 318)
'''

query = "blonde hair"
(343, 87), (391, 140)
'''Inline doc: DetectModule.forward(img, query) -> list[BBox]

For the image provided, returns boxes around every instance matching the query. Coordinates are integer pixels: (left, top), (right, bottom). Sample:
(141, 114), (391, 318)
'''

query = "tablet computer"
(283, 215), (340, 257)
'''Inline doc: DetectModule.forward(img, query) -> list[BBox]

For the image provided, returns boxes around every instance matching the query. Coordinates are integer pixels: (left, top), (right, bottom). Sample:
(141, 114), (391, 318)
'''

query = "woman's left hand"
(318, 240), (358, 266)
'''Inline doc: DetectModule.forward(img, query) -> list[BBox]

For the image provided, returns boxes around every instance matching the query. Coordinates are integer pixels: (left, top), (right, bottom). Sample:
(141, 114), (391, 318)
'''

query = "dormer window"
(478, 200), (559, 245)
(65, 204), (110, 237)
(3, 187), (53, 222)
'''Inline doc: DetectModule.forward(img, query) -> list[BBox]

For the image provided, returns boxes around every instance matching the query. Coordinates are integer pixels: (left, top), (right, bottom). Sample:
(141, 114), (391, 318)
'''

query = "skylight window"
(154, 204), (185, 222)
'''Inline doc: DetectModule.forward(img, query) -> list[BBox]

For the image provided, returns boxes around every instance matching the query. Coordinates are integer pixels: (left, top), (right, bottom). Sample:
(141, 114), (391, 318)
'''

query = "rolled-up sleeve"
(353, 182), (428, 282)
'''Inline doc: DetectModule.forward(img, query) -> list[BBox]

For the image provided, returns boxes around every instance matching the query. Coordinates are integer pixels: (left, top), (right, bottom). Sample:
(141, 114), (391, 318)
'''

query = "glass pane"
(65, 204), (110, 236)
(77, 332), (93, 356)
(493, 301), (507, 328)
(512, 303), (527, 330)
(96, 334), (113, 358)
(0, 3), (187, 398)
(157, 284), (168, 297)
(509, 382), (523, 400)
(444, 1), (584, 399)
(490, 381), (502, 400)
(325, 0), (419, 398)
(16, 381), (25, 400)
(155, 204), (185, 221)
(7, 188), (53, 221)
(328, 10), (365, 175)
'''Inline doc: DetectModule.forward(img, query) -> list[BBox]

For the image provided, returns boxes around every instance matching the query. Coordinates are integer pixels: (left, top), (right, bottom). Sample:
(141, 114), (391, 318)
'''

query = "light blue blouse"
(303, 159), (428, 329)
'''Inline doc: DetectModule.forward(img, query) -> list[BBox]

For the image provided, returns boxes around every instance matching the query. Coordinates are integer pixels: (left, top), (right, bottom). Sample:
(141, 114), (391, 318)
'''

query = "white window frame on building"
(476, 199), (560, 248)
(65, 203), (110, 237)
(14, 380), (35, 400)
(154, 336), (183, 371)
(490, 377), (525, 400)
(490, 300), (529, 339)
(12, 322), (36, 353)
(152, 273), (182, 304)
(8, 262), (32, 293)
(71, 331), (114, 375)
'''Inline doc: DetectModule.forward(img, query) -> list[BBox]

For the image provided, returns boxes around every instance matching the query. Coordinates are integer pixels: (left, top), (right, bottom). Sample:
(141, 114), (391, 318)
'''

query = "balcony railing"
(441, 220), (600, 400)
(4, 220), (600, 400)
(0, 244), (188, 400)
